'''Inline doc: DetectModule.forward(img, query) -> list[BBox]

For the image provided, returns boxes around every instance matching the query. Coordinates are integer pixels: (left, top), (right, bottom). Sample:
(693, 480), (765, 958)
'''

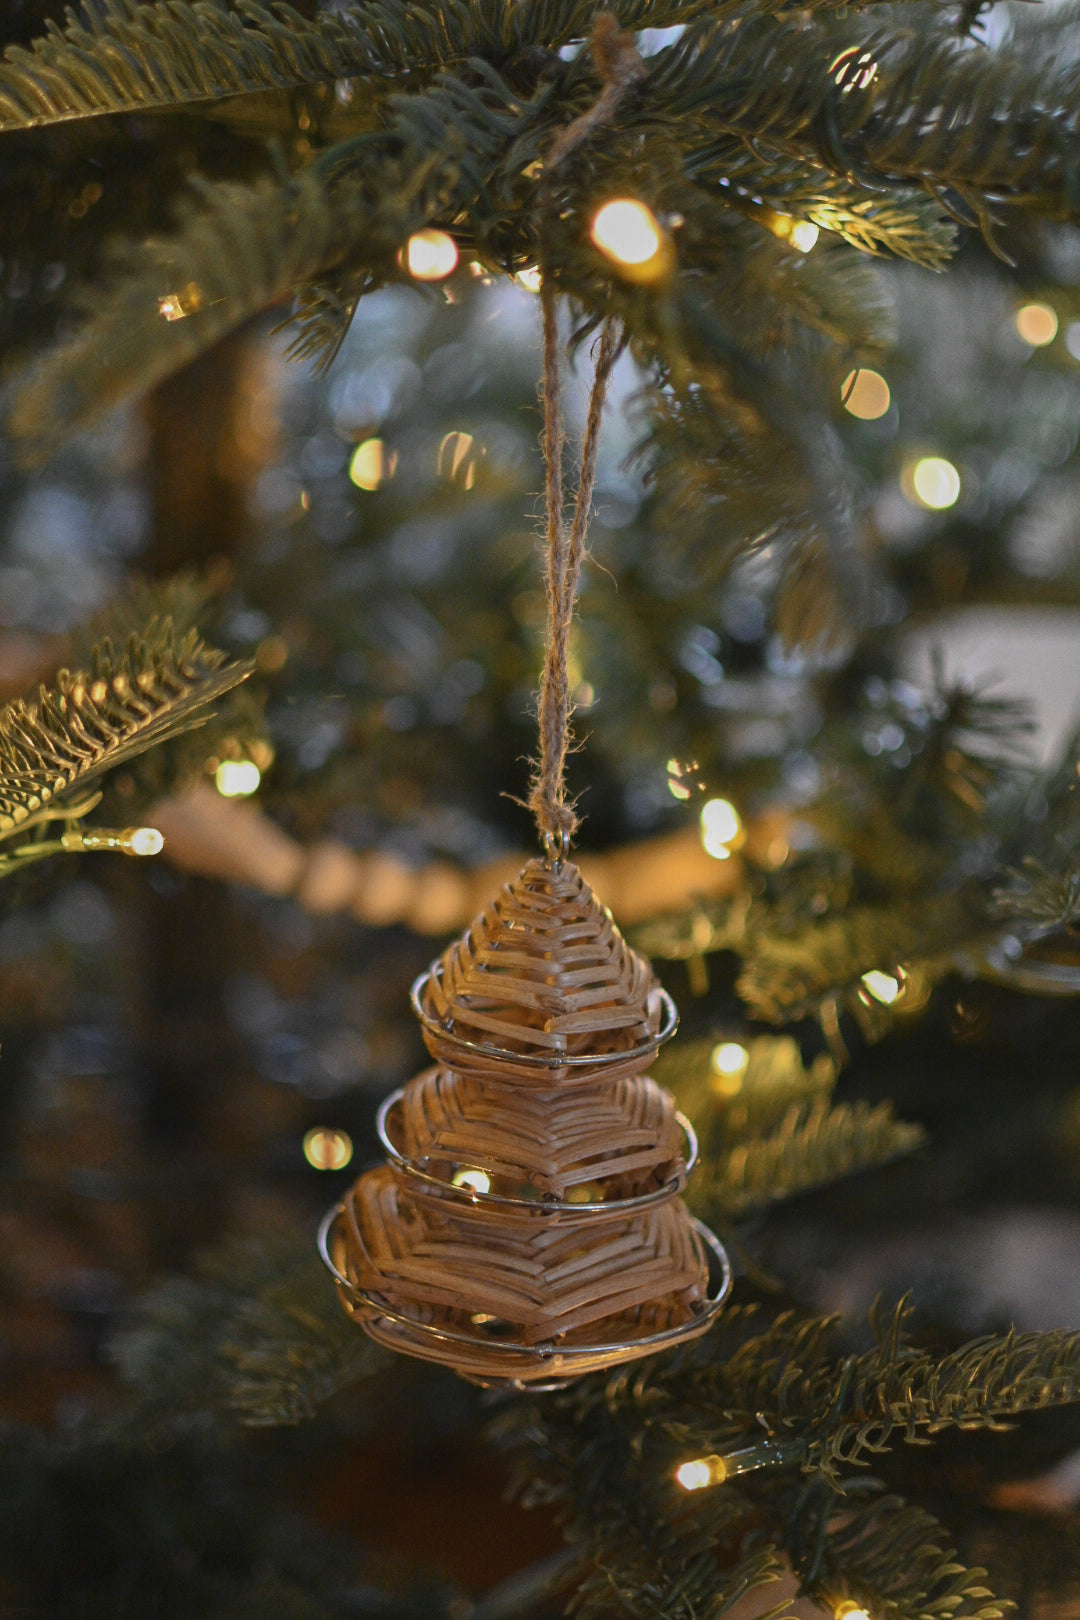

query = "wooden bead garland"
(320, 853), (731, 1385)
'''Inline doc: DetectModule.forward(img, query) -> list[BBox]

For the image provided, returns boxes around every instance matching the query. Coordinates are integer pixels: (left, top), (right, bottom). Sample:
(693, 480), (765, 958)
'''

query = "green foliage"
(111, 1230), (385, 1431)
(498, 1297), (1080, 1620)
(699, 1097), (925, 1218)
(0, 615), (249, 841)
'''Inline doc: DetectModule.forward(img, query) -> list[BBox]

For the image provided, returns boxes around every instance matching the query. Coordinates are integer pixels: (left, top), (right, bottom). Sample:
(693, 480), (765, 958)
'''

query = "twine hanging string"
(526, 13), (643, 853)
(528, 297), (619, 850)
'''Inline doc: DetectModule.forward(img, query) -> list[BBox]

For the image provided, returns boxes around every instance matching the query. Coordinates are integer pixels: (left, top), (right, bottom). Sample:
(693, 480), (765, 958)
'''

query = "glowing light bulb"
(452, 1167), (491, 1194)
(349, 438), (394, 491)
(700, 797), (743, 860)
(711, 1041), (749, 1096)
(860, 969), (903, 1006)
(303, 1127), (354, 1171)
(789, 220), (819, 253)
(122, 826), (164, 857)
(904, 456), (960, 511)
(515, 265), (542, 292)
(1015, 302), (1058, 347)
(675, 1454), (728, 1491)
(834, 1603), (872, 1620)
(157, 281), (203, 321)
(403, 229), (458, 280)
(842, 369), (891, 421)
(590, 199), (672, 281)
(215, 759), (262, 798)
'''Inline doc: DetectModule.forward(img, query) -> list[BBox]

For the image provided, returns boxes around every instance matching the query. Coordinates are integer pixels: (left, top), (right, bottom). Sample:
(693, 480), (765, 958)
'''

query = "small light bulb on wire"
(303, 1127), (354, 1171)
(834, 1602), (873, 1620)
(590, 199), (673, 283)
(842, 369), (891, 421)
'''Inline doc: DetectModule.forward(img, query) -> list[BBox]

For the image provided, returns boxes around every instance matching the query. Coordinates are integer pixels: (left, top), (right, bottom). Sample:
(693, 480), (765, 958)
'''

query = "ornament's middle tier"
(383, 1065), (687, 1203)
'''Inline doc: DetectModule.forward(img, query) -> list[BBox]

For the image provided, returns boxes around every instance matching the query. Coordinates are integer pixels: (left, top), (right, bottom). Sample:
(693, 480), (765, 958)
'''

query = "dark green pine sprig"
(494, 1296), (1080, 1620)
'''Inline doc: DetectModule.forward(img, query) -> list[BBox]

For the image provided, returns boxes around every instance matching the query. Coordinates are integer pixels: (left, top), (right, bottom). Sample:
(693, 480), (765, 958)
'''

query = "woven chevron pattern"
(416, 856), (666, 1083)
(393, 1067), (683, 1198)
(343, 1168), (706, 1337)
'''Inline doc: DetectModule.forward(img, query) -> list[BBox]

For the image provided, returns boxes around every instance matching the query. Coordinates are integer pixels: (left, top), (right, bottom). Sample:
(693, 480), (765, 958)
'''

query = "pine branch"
(653, 10), (1080, 224)
(7, 60), (535, 454)
(694, 1100), (925, 1219)
(735, 903), (958, 1024)
(795, 1488), (1007, 1620)
(0, 619), (250, 841)
(110, 1231), (385, 1430)
(8, 163), (360, 457)
(992, 855), (1080, 930)
(498, 1391), (791, 1620)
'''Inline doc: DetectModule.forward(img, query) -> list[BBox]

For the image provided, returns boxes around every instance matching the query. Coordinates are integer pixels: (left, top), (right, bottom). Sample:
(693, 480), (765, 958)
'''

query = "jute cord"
(529, 300), (619, 845)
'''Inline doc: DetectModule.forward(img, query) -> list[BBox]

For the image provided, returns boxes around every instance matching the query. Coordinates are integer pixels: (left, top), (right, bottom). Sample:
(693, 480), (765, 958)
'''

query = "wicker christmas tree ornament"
(319, 850), (731, 1384)
(319, 295), (730, 1384)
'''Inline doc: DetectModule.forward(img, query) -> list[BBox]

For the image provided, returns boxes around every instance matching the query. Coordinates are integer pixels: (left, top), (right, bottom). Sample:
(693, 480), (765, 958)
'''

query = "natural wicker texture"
(324, 855), (723, 1384)
(390, 1067), (683, 1199)
(416, 856), (666, 1084)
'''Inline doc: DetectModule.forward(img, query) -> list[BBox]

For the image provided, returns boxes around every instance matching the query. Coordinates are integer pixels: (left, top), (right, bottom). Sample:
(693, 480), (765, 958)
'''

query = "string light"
(1015, 302), (1058, 347)
(860, 968), (904, 1006)
(841, 369), (891, 421)
(675, 1438), (809, 1491)
(349, 438), (395, 491)
(303, 1127), (354, 1171)
(60, 826), (164, 857)
(215, 759), (262, 797)
(763, 210), (819, 254)
(676, 1454), (727, 1490)
(515, 265), (542, 292)
(710, 1042), (749, 1096)
(700, 798), (744, 860)
(452, 1167), (492, 1194)
(157, 281), (203, 321)
(902, 455), (960, 511)
(402, 229), (458, 280)
(590, 199), (673, 282)
(834, 1603), (872, 1620)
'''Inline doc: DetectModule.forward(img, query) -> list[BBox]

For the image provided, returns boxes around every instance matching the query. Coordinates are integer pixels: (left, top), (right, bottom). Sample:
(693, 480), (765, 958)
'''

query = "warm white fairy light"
(1015, 302), (1058, 347)
(452, 1167), (491, 1194)
(675, 1454), (728, 1491)
(303, 1127), (354, 1171)
(860, 969), (903, 1006)
(403, 229), (458, 280)
(515, 265), (542, 292)
(349, 438), (394, 491)
(123, 826), (165, 857)
(215, 759), (262, 798)
(834, 1602), (872, 1620)
(710, 1041), (749, 1096)
(789, 220), (819, 253)
(590, 199), (672, 281)
(904, 456), (960, 511)
(700, 797), (743, 859)
(842, 369), (891, 421)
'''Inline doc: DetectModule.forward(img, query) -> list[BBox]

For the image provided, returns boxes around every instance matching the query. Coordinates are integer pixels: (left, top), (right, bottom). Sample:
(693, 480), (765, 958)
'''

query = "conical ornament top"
(320, 853), (730, 1386)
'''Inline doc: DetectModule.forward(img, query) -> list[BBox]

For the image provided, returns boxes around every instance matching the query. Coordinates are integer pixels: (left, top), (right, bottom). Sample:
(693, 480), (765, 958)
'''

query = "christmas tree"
(2, 2), (1080, 1616)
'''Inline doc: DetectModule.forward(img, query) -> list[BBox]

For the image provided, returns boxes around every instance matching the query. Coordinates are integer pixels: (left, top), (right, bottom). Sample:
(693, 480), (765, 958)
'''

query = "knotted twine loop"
(528, 297), (619, 851)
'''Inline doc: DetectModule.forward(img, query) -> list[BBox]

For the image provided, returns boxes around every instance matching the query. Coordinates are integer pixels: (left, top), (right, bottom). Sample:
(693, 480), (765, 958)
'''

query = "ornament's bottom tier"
(325, 1166), (719, 1383)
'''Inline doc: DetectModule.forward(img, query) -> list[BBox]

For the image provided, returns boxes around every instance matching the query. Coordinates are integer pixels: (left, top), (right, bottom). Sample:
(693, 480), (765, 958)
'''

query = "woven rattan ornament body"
(320, 853), (730, 1385)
